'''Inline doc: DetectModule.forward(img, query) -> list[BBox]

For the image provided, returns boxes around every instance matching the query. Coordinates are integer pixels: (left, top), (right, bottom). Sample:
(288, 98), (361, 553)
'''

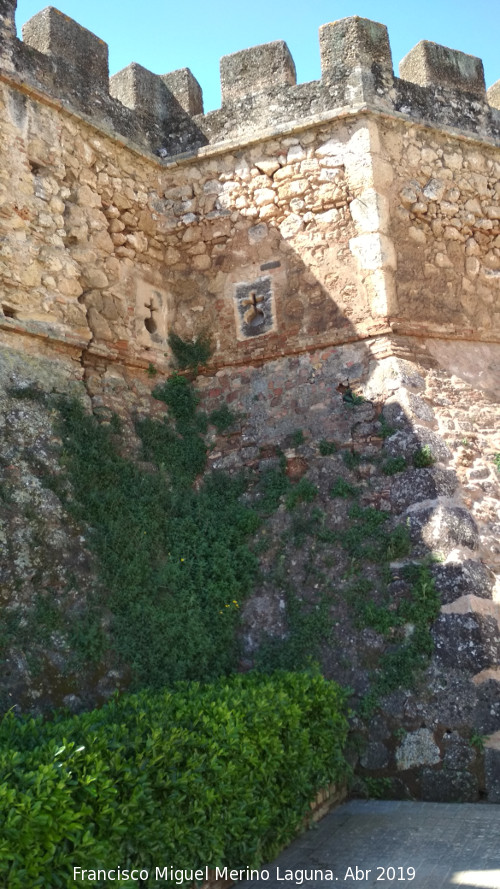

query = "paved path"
(236, 801), (500, 889)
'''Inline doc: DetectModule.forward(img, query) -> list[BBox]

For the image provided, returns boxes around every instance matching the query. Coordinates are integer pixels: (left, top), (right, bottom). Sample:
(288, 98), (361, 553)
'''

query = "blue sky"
(15, 0), (500, 112)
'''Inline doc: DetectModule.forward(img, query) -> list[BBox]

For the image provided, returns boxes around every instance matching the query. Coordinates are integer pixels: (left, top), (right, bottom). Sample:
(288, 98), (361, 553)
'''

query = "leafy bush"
(359, 564), (440, 716)
(381, 456), (406, 476)
(257, 463), (290, 515)
(55, 387), (260, 689)
(342, 450), (361, 470)
(339, 504), (410, 563)
(285, 478), (318, 511)
(0, 672), (350, 888)
(209, 403), (240, 434)
(378, 415), (395, 439)
(329, 477), (358, 499)
(318, 439), (337, 456)
(290, 429), (305, 447)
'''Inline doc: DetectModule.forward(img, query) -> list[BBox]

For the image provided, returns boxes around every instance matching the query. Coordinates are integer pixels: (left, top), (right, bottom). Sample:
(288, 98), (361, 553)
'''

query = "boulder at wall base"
(360, 741), (390, 770)
(420, 767), (479, 803)
(484, 745), (500, 803)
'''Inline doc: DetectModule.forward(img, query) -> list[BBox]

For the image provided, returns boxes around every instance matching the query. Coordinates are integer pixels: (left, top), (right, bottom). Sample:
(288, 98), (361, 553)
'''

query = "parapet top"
(1, 2), (499, 159)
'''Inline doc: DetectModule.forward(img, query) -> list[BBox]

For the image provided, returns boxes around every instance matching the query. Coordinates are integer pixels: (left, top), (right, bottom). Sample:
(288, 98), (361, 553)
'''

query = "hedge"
(0, 671), (350, 888)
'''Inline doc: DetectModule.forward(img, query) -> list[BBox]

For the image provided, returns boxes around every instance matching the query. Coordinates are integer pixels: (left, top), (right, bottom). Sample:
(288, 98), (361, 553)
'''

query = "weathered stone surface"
(472, 680), (500, 734)
(488, 80), (500, 110)
(220, 41), (296, 104)
(390, 468), (457, 513)
(360, 742), (390, 770)
(22, 7), (109, 89)
(407, 505), (479, 554)
(420, 767), (478, 802)
(161, 68), (203, 116)
(442, 731), (476, 771)
(385, 426), (452, 464)
(484, 743), (500, 803)
(399, 41), (486, 97)
(319, 16), (393, 79)
(431, 559), (496, 605)
(432, 614), (500, 673)
(396, 728), (440, 771)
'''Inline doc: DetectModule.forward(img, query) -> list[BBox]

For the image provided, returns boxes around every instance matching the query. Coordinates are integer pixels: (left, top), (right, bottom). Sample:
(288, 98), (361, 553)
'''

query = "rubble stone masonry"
(0, 1), (500, 800)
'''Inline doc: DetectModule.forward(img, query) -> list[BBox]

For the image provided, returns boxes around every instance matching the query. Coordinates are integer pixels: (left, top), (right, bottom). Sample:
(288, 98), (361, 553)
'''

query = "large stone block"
(485, 740), (500, 803)
(420, 768), (478, 802)
(472, 680), (500, 735)
(22, 6), (109, 90)
(407, 505), (479, 554)
(431, 560), (496, 606)
(319, 17), (393, 79)
(399, 41), (486, 97)
(432, 614), (500, 673)
(390, 467), (457, 514)
(220, 41), (296, 104)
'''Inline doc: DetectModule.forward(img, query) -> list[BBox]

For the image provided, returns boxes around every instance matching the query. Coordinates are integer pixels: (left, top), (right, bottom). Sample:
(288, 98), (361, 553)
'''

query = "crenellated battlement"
(1, 0), (500, 375)
(0, 2), (499, 159)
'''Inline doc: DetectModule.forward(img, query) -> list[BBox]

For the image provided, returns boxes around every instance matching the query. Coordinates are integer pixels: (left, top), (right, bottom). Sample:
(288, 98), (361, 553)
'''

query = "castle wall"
(0, 80), (394, 371)
(382, 120), (500, 338)
(1, 3), (499, 375)
(1, 2), (500, 801)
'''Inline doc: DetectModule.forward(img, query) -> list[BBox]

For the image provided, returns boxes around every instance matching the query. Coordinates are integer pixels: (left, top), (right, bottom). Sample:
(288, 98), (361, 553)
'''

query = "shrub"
(329, 477), (357, 499)
(342, 450), (361, 470)
(285, 478), (318, 511)
(0, 672), (350, 888)
(381, 456), (406, 476)
(209, 403), (240, 434)
(318, 439), (337, 456)
(55, 392), (260, 689)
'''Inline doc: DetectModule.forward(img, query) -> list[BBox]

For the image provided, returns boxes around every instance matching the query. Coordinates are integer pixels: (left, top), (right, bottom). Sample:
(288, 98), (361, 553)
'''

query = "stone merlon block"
(488, 80), (500, 110)
(161, 68), (203, 116)
(399, 41), (486, 97)
(110, 63), (203, 120)
(22, 6), (109, 90)
(220, 40), (296, 104)
(319, 17), (393, 79)
(110, 63), (169, 117)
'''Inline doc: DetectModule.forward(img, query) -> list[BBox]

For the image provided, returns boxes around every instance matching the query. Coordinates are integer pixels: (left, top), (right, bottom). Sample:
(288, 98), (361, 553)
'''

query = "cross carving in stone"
(241, 289), (265, 326)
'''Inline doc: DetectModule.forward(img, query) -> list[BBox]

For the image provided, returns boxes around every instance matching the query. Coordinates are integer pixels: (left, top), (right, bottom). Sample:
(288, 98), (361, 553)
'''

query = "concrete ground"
(235, 801), (500, 889)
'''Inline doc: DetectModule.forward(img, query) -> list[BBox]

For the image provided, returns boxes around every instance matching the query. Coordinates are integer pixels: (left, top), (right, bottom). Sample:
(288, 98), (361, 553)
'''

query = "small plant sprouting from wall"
(413, 445), (435, 468)
(167, 329), (214, 371)
(382, 456), (407, 476)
